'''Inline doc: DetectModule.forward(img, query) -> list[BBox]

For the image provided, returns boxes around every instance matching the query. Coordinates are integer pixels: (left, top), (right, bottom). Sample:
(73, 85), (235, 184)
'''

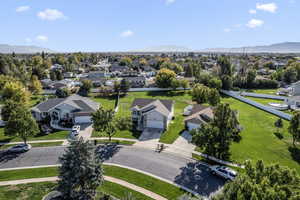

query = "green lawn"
(249, 89), (278, 95)
(0, 142), (63, 150)
(221, 97), (300, 173)
(29, 95), (45, 107)
(91, 94), (116, 110)
(0, 128), (69, 143)
(0, 165), (186, 199)
(0, 181), (153, 200)
(246, 96), (283, 106)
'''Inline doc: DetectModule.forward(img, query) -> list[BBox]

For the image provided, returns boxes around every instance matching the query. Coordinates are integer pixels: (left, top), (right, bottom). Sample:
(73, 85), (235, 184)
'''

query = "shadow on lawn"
(288, 146), (300, 164)
(174, 162), (225, 197)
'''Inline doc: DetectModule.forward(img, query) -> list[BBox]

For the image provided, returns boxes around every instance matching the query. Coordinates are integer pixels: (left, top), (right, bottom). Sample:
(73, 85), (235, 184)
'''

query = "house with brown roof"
(184, 104), (214, 131)
(131, 98), (174, 131)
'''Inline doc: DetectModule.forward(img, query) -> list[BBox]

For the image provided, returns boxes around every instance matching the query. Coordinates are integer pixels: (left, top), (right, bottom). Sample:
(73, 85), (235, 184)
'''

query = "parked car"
(68, 130), (79, 141)
(72, 125), (81, 133)
(210, 165), (237, 181)
(6, 144), (32, 154)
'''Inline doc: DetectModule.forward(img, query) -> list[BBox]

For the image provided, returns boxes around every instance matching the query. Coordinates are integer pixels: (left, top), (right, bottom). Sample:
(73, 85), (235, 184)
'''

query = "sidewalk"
(0, 176), (167, 200)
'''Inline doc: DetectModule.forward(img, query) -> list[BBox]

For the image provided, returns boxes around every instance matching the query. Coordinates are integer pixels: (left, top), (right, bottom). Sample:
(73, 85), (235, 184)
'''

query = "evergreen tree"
(58, 138), (104, 200)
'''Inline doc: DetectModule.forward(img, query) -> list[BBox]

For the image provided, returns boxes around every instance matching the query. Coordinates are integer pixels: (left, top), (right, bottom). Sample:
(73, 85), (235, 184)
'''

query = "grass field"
(246, 96), (283, 105)
(0, 165), (185, 199)
(246, 89), (278, 95)
(0, 129), (69, 143)
(91, 94), (116, 110)
(0, 181), (153, 200)
(221, 97), (300, 173)
(0, 142), (63, 150)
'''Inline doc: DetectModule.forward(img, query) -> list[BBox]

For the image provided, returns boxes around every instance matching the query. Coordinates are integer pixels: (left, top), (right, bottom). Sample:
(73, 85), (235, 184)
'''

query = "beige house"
(131, 99), (174, 131)
(184, 105), (214, 131)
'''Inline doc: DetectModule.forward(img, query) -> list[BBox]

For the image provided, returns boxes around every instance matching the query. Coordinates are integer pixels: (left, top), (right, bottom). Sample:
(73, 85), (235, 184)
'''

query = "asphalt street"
(0, 145), (225, 197)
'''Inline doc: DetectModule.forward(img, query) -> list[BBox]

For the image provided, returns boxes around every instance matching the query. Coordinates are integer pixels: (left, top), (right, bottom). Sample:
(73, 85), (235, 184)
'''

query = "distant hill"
(0, 44), (55, 54)
(203, 42), (300, 53)
(133, 45), (193, 52)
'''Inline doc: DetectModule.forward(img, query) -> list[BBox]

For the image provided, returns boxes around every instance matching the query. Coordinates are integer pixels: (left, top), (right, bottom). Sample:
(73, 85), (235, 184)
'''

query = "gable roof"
(131, 98), (173, 117)
(185, 105), (214, 125)
(32, 94), (99, 113)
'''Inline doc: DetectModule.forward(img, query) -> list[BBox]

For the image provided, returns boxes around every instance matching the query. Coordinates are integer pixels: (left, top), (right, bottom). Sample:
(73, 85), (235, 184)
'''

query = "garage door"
(146, 120), (164, 129)
(74, 116), (92, 124)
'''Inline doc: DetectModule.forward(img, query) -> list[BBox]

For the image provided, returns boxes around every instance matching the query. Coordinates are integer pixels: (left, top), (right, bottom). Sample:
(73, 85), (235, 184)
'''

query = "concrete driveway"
(139, 128), (163, 141)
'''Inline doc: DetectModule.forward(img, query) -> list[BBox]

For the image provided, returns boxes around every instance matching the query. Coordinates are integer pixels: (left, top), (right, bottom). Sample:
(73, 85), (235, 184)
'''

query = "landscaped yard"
(248, 89), (278, 95)
(0, 165), (186, 199)
(0, 181), (153, 200)
(0, 128), (69, 143)
(246, 96), (283, 106)
(91, 94), (116, 110)
(221, 97), (300, 173)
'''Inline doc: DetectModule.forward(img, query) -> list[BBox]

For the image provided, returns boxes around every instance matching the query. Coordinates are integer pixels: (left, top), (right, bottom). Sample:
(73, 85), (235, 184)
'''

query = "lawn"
(0, 142), (63, 150)
(91, 139), (136, 145)
(0, 165), (186, 199)
(248, 89), (278, 95)
(90, 94), (116, 110)
(0, 181), (153, 200)
(0, 128), (69, 143)
(246, 96), (283, 106)
(221, 97), (300, 173)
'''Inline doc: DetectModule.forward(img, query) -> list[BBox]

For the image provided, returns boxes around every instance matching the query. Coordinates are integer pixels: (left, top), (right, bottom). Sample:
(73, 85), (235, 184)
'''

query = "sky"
(0, 0), (299, 52)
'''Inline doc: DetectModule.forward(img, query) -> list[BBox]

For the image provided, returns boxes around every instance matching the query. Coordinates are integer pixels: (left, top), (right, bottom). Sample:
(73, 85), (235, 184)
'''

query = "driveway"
(139, 128), (163, 141)
(0, 146), (225, 197)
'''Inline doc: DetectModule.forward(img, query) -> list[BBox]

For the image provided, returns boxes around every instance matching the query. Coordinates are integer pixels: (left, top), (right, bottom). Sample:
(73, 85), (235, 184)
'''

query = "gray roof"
(131, 98), (173, 112)
(32, 94), (99, 113)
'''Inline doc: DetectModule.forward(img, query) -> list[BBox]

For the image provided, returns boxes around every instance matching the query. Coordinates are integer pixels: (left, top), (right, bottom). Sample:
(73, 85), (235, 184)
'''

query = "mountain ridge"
(0, 44), (55, 54)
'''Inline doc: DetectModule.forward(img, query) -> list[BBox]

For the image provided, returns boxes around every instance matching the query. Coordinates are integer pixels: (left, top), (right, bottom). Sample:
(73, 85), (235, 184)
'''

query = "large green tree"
(92, 107), (116, 141)
(155, 68), (176, 88)
(58, 138), (104, 200)
(2, 81), (30, 105)
(213, 160), (300, 200)
(288, 111), (300, 146)
(79, 79), (92, 97)
(4, 105), (39, 144)
(191, 84), (210, 104)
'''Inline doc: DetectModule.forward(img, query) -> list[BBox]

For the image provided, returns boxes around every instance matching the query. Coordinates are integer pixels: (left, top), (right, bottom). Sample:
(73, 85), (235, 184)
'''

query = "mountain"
(133, 45), (193, 52)
(0, 44), (55, 54)
(203, 42), (300, 53)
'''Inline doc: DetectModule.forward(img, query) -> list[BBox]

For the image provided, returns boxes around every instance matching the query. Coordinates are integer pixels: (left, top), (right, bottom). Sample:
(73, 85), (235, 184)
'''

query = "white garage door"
(146, 120), (164, 129)
(74, 116), (92, 124)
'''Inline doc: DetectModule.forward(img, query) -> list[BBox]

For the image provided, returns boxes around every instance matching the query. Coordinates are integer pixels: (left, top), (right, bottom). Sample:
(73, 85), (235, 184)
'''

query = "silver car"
(6, 144), (32, 153)
(210, 165), (237, 181)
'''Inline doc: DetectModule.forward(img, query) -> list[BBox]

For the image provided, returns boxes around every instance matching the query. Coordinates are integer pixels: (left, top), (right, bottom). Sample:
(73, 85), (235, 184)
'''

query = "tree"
(58, 138), (103, 200)
(192, 104), (240, 160)
(1, 100), (22, 121)
(288, 111), (300, 146)
(113, 81), (121, 94)
(28, 75), (42, 95)
(213, 160), (300, 200)
(180, 79), (190, 91)
(208, 78), (222, 90)
(221, 75), (233, 90)
(274, 118), (283, 134)
(120, 79), (130, 94)
(56, 88), (71, 98)
(139, 58), (148, 66)
(92, 107), (116, 141)
(208, 88), (220, 106)
(246, 69), (257, 88)
(283, 66), (297, 84)
(2, 81), (30, 105)
(78, 79), (92, 97)
(191, 84), (209, 104)
(155, 68), (176, 88)
(4, 105), (39, 144)
(120, 57), (132, 66)
(170, 79), (181, 90)
(160, 62), (183, 74)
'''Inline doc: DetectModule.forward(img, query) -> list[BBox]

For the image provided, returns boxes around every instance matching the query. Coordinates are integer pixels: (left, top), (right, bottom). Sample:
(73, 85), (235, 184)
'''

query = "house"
(110, 64), (130, 74)
(284, 96), (300, 110)
(131, 98), (174, 131)
(80, 77), (106, 87)
(63, 72), (76, 79)
(184, 104), (214, 131)
(124, 76), (146, 88)
(290, 81), (300, 96)
(87, 71), (110, 78)
(31, 94), (100, 126)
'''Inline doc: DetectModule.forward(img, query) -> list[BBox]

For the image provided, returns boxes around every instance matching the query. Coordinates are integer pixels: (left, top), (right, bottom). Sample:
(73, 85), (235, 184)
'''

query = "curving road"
(0, 145), (225, 197)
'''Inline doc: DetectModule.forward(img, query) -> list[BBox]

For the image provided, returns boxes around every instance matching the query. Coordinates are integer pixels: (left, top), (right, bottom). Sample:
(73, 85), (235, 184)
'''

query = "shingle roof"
(131, 98), (173, 112)
(185, 105), (214, 125)
(32, 94), (99, 113)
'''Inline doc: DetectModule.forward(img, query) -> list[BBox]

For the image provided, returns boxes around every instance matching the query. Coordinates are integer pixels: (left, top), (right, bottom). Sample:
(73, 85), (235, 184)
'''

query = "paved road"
(0, 146), (225, 197)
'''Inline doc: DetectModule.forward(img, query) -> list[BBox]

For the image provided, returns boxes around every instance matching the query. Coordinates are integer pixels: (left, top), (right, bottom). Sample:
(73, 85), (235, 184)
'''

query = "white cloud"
(256, 3), (278, 13)
(36, 35), (48, 42)
(224, 28), (231, 33)
(246, 19), (264, 28)
(249, 9), (257, 14)
(166, 0), (175, 5)
(16, 6), (30, 12)
(25, 38), (32, 43)
(37, 9), (66, 21)
(120, 30), (134, 38)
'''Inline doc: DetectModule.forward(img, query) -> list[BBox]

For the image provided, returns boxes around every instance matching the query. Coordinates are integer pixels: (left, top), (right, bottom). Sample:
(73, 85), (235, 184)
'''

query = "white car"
(72, 125), (81, 133)
(6, 144), (32, 154)
(210, 165), (237, 181)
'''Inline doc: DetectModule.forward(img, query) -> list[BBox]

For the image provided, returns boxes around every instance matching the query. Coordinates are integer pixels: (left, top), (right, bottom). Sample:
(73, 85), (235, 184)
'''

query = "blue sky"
(1, 0), (299, 52)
